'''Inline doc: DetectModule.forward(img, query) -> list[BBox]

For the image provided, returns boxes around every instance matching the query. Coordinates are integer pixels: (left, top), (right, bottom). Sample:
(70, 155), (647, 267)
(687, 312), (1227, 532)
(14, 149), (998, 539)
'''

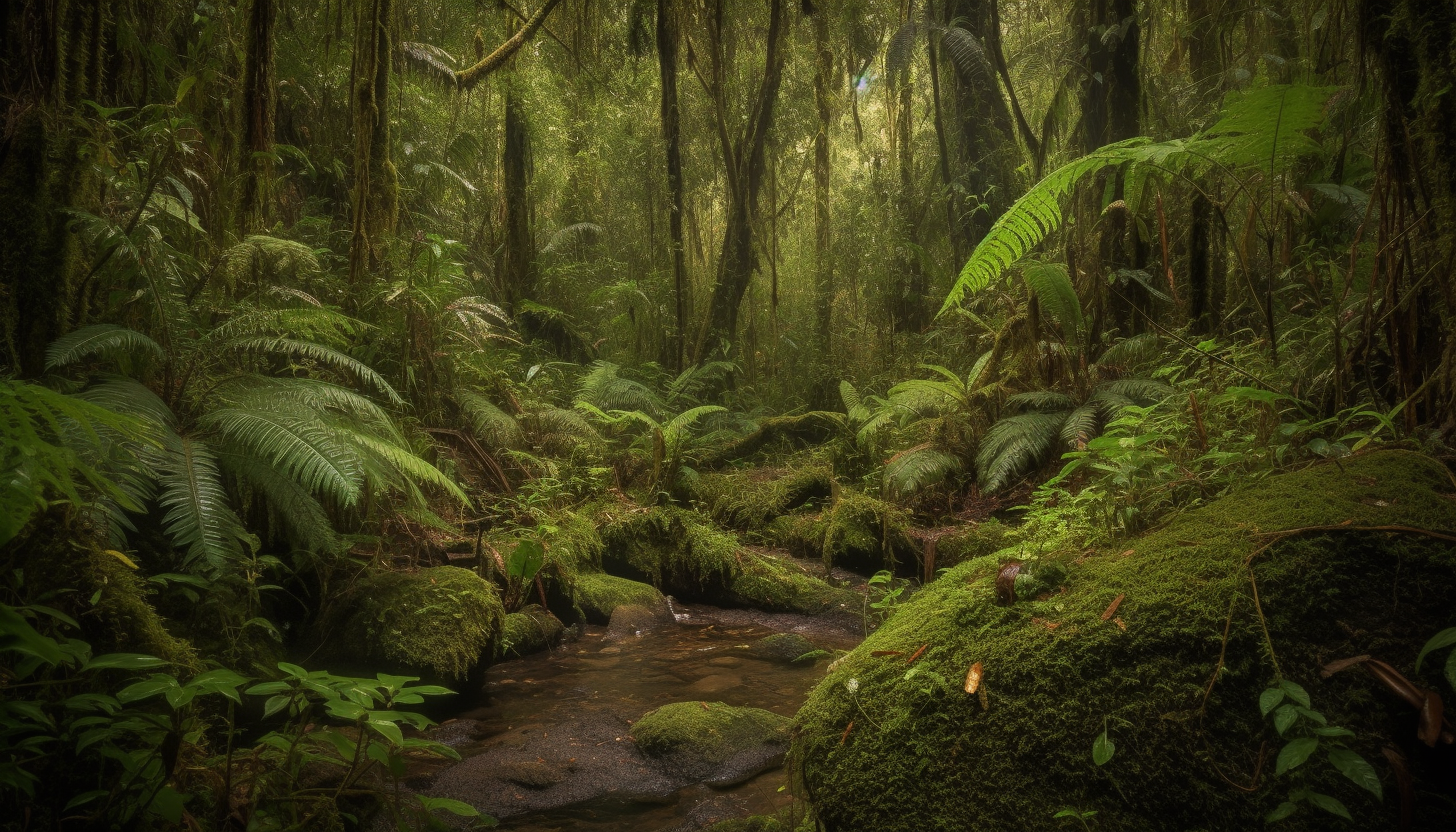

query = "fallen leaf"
(965, 662), (983, 694)
(1381, 746), (1413, 830)
(840, 720), (854, 745)
(1417, 691), (1444, 747)
(906, 643), (929, 665)
(1120, 549), (1135, 557)
(1101, 593), (1125, 621)
(1320, 655), (1371, 678)
(1113, 617), (1126, 631)
(1364, 659), (1425, 709)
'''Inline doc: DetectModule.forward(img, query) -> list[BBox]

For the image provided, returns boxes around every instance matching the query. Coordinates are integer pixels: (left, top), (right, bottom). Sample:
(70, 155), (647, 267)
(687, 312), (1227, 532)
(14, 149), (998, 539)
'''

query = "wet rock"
(631, 701), (790, 787)
(497, 759), (568, 790)
(422, 718), (487, 748)
(605, 603), (672, 641)
(744, 633), (817, 664)
(574, 573), (665, 624)
(688, 673), (741, 695)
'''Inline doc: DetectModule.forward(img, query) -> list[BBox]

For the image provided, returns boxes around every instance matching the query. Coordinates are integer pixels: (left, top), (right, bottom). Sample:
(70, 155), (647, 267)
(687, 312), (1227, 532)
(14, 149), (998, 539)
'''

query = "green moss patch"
(771, 492), (918, 574)
(572, 572), (664, 623)
(497, 604), (564, 659)
(932, 519), (1013, 570)
(793, 451), (1456, 831)
(725, 552), (859, 616)
(331, 566), (504, 681)
(632, 701), (791, 783)
(597, 505), (740, 596)
(692, 465), (834, 531)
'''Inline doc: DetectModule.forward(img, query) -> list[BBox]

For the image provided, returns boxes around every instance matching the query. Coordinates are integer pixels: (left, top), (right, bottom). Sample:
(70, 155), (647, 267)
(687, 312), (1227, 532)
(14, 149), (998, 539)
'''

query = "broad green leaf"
(1273, 704), (1299, 735)
(1092, 730), (1115, 766)
(1265, 801), (1299, 823)
(1327, 748), (1382, 799)
(1277, 680), (1310, 708)
(117, 675), (180, 703)
(418, 796), (482, 818)
(367, 717), (405, 746)
(1259, 687), (1286, 716)
(1416, 627), (1456, 671)
(83, 653), (168, 672)
(1305, 792), (1351, 820)
(1275, 737), (1319, 776)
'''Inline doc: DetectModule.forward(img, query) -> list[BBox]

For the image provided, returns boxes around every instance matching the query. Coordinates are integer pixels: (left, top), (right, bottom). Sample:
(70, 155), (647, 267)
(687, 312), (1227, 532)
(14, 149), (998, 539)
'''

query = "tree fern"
(45, 325), (163, 371)
(542, 222), (604, 255)
(72, 377), (175, 428)
(155, 436), (248, 573)
(1005, 390), (1076, 413)
(223, 337), (402, 403)
(220, 235), (321, 289)
(221, 451), (342, 555)
(976, 411), (1068, 492)
(219, 377), (402, 441)
(883, 444), (962, 499)
(663, 405), (727, 456)
(1096, 379), (1174, 405)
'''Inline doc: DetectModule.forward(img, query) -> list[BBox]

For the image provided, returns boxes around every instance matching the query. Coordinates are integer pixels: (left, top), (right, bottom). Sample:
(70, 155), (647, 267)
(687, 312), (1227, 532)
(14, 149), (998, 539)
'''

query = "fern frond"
(886, 21), (927, 76)
(220, 235), (321, 288)
(155, 436), (247, 572)
(45, 325), (162, 370)
(73, 377), (175, 428)
(839, 380), (863, 414)
(1004, 390), (1076, 413)
(341, 429), (469, 506)
(458, 392), (525, 450)
(202, 407), (364, 506)
(1021, 262), (1083, 337)
(577, 361), (663, 415)
(883, 444), (962, 499)
(976, 411), (1069, 492)
(939, 26), (996, 88)
(224, 337), (402, 404)
(888, 379), (963, 417)
(396, 41), (460, 89)
(542, 222), (604, 255)
(1096, 379), (1173, 405)
(218, 376), (402, 440)
(1096, 334), (1161, 370)
(221, 451), (342, 555)
(1060, 404), (1100, 447)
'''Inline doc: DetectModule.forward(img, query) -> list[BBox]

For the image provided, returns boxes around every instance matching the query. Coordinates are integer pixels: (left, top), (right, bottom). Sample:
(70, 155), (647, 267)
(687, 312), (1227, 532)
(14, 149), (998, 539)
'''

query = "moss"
(725, 552), (859, 616)
(746, 633), (818, 664)
(695, 412), (843, 467)
(933, 519), (1014, 570)
(703, 818), (786, 832)
(497, 604), (564, 659)
(692, 464), (834, 531)
(813, 492), (918, 574)
(792, 450), (1456, 831)
(332, 566), (504, 681)
(597, 504), (740, 596)
(572, 572), (663, 624)
(632, 701), (790, 765)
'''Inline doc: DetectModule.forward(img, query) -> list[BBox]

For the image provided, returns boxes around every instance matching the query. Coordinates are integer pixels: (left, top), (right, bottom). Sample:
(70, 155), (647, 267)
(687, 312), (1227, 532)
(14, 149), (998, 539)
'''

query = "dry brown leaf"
(964, 661), (983, 694)
(1101, 593), (1125, 621)
(906, 643), (929, 665)
(840, 720), (854, 745)
(1320, 655), (1371, 678)
(1381, 746), (1414, 830)
(1113, 617), (1127, 631)
(995, 562), (1021, 606)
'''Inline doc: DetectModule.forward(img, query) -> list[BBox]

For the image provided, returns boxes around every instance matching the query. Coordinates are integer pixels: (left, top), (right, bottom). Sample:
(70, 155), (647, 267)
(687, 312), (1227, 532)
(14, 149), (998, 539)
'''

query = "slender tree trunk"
(502, 86), (534, 311)
(348, 0), (398, 287)
(239, 0), (277, 232)
(942, 0), (1019, 245)
(891, 14), (927, 335)
(696, 0), (789, 361)
(1186, 0), (1228, 333)
(812, 3), (835, 399)
(657, 0), (687, 372)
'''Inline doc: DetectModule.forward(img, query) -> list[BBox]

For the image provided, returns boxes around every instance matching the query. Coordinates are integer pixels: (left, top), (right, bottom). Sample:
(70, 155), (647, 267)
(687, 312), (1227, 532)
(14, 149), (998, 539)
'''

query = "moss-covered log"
(694, 412), (843, 468)
(793, 450), (1456, 831)
(691, 464), (834, 531)
(497, 604), (564, 659)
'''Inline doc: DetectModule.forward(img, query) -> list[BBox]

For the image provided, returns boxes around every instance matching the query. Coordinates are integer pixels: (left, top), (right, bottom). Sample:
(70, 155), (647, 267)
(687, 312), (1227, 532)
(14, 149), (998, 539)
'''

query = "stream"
(413, 600), (866, 831)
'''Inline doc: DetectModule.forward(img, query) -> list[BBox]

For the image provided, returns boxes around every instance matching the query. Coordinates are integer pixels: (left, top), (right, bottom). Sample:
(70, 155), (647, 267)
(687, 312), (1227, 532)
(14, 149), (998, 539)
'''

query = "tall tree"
(501, 84), (534, 312)
(811, 1), (835, 395)
(1186, 0), (1229, 333)
(348, 0), (397, 287)
(658, 0), (688, 371)
(694, 0), (790, 361)
(239, 0), (277, 232)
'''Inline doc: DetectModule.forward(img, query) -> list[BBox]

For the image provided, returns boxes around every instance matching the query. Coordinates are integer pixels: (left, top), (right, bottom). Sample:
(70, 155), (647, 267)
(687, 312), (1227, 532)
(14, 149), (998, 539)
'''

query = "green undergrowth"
(932, 519), (1013, 570)
(691, 462), (834, 531)
(325, 565), (504, 681)
(792, 450), (1456, 831)
(497, 604), (565, 659)
(571, 572), (664, 623)
(770, 492), (919, 574)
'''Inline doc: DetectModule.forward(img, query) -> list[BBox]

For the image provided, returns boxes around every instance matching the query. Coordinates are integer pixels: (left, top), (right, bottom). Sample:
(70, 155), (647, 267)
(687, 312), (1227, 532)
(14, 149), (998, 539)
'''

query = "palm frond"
(458, 392), (525, 450)
(224, 337), (403, 404)
(45, 325), (162, 370)
(1004, 390), (1076, 413)
(976, 411), (1069, 492)
(1096, 379), (1174, 405)
(883, 444), (962, 499)
(155, 436), (248, 573)
(202, 406), (364, 507)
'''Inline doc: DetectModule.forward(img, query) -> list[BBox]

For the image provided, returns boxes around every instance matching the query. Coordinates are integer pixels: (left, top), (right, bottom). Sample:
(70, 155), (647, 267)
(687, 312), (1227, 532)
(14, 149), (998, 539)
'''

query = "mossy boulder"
(572, 572), (664, 624)
(330, 566), (504, 681)
(792, 450), (1456, 831)
(933, 519), (1014, 570)
(597, 505), (739, 596)
(724, 552), (860, 616)
(692, 465), (834, 531)
(497, 605), (564, 659)
(746, 633), (818, 664)
(632, 701), (792, 786)
(770, 492), (917, 574)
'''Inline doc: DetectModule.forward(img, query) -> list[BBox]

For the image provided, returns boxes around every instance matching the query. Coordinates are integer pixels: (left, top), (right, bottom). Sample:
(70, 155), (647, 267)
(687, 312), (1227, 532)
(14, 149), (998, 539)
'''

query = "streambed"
(416, 600), (866, 831)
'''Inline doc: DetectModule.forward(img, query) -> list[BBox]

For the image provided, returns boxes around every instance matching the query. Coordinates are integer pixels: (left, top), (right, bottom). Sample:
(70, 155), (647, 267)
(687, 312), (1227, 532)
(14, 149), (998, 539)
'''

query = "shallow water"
(428, 602), (864, 831)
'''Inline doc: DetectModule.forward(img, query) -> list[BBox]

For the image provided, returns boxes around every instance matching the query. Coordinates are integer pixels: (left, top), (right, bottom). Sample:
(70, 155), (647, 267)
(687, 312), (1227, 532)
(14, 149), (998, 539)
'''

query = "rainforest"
(3, 0), (1456, 830)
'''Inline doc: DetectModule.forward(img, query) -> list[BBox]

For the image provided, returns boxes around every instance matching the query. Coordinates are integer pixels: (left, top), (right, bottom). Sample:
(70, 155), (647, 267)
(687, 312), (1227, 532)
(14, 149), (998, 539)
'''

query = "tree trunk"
(657, 0), (687, 372)
(941, 0), (1019, 245)
(502, 86), (534, 312)
(239, 0), (277, 232)
(347, 0), (397, 288)
(695, 0), (789, 361)
(812, 3), (835, 397)
(1186, 0), (1228, 333)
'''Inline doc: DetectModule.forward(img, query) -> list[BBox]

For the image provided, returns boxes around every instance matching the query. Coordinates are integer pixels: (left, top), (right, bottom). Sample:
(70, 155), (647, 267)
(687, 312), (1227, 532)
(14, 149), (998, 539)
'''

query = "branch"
(454, 0), (564, 90)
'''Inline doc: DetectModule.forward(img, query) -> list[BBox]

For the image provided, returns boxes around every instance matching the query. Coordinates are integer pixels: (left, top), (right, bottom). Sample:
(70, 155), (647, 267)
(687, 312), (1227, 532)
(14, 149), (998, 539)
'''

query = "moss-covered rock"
(330, 566), (504, 681)
(597, 505), (739, 596)
(692, 465), (834, 531)
(724, 552), (859, 616)
(632, 701), (792, 785)
(770, 492), (918, 574)
(933, 519), (1014, 570)
(497, 604), (564, 659)
(572, 572), (664, 623)
(793, 451), (1456, 831)
(746, 633), (818, 664)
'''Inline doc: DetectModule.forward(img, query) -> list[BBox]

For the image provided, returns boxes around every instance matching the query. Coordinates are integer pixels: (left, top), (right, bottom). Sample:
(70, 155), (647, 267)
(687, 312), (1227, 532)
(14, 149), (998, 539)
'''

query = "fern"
(155, 436), (248, 572)
(340, 428), (469, 506)
(1060, 404), (1100, 447)
(542, 222), (604, 255)
(663, 405), (727, 456)
(1096, 379), (1174, 404)
(224, 337), (402, 404)
(884, 444), (962, 499)
(577, 361), (663, 415)
(221, 451), (342, 555)
(459, 392), (525, 450)
(1005, 390), (1076, 413)
(73, 377), (175, 428)
(1097, 334), (1161, 370)
(202, 406), (364, 507)
(45, 325), (163, 370)
(976, 411), (1068, 492)
(220, 235), (321, 289)
(1022, 262), (1083, 338)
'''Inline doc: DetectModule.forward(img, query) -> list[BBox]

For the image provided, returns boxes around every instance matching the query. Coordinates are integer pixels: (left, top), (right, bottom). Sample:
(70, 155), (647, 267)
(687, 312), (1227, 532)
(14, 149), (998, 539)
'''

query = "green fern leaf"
(459, 392), (525, 450)
(221, 452), (342, 555)
(341, 429), (469, 506)
(155, 436), (247, 571)
(1060, 404), (1100, 447)
(976, 411), (1069, 492)
(224, 337), (402, 404)
(884, 444), (962, 499)
(1022, 262), (1083, 338)
(1005, 390), (1076, 413)
(202, 407), (364, 506)
(45, 325), (162, 370)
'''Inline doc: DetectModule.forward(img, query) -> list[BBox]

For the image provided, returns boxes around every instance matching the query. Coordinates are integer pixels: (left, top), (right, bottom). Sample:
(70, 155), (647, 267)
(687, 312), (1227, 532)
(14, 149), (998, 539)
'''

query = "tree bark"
(812, 3), (835, 396)
(239, 0), (277, 232)
(657, 0), (687, 372)
(347, 0), (397, 287)
(502, 86), (534, 312)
